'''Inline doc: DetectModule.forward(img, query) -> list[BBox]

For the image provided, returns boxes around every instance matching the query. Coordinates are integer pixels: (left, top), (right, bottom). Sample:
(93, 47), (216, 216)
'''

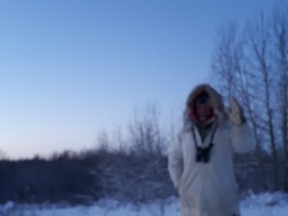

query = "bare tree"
(271, 5), (288, 191)
(211, 5), (288, 190)
(128, 105), (166, 156)
(211, 23), (240, 100)
(246, 13), (280, 190)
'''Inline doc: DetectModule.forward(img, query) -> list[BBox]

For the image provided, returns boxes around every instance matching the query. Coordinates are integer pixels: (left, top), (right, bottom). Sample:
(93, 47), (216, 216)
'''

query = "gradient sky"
(0, 0), (276, 159)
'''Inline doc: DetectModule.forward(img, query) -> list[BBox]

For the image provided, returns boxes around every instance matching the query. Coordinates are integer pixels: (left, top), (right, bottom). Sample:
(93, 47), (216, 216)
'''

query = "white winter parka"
(168, 84), (255, 216)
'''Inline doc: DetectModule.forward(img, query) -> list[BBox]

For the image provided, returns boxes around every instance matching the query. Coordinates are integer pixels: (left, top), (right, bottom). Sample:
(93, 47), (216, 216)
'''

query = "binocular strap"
(191, 122), (218, 163)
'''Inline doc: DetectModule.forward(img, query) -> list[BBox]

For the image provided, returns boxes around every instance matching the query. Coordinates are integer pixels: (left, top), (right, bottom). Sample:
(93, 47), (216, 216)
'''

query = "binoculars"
(195, 143), (214, 163)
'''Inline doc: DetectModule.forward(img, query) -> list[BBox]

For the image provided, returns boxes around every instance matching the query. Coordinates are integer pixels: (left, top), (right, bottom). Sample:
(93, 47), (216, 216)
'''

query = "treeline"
(0, 108), (174, 205)
(0, 142), (283, 205)
(0, 149), (173, 205)
(0, 107), (285, 205)
(0, 152), (97, 204)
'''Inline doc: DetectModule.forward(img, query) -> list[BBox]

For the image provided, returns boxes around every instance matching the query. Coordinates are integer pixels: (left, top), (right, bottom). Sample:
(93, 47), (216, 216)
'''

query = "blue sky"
(0, 0), (276, 159)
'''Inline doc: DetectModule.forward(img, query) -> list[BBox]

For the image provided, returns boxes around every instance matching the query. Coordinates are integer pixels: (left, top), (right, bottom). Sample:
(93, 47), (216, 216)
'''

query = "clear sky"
(0, 0), (276, 159)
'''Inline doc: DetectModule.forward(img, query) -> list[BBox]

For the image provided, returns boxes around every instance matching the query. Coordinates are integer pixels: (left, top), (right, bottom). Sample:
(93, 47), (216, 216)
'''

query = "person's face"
(196, 102), (212, 123)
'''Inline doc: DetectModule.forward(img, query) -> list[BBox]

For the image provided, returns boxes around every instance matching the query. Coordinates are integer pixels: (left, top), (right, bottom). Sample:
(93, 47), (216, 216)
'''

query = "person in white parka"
(168, 84), (255, 216)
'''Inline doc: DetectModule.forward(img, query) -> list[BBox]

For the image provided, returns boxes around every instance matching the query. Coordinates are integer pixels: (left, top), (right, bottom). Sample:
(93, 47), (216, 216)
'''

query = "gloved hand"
(227, 97), (246, 126)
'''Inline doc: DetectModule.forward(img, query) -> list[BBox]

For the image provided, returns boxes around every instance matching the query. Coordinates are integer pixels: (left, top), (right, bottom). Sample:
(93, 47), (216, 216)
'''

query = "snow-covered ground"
(1, 192), (288, 216)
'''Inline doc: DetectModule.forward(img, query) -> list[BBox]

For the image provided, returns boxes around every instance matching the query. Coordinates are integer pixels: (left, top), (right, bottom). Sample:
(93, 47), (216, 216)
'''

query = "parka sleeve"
(231, 121), (256, 153)
(168, 132), (184, 190)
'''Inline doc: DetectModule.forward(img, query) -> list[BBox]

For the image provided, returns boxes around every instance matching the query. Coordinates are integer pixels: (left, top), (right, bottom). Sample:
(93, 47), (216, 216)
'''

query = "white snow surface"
(1, 192), (288, 215)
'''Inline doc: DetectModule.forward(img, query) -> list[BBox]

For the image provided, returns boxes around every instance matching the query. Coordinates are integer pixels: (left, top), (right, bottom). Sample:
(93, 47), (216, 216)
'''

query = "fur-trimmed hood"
(184, 84), (228, 126)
